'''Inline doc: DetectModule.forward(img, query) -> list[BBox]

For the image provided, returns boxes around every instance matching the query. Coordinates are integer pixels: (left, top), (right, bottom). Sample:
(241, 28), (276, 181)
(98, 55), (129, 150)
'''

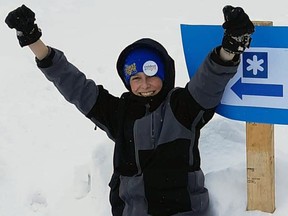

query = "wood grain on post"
(246, 21), (275, 213)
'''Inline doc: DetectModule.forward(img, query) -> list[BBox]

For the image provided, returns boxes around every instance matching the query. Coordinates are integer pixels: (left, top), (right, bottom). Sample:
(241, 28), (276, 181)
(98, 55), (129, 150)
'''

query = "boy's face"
(130, 72), (163, 97)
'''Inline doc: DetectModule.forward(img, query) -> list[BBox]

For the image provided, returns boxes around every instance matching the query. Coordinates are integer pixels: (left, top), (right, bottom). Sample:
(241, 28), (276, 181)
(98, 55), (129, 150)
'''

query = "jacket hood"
(116, 38), (175, 96)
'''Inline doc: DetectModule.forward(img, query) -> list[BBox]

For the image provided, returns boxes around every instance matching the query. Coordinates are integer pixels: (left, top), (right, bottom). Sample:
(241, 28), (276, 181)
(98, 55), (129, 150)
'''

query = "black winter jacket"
(37, 38), (239, 216)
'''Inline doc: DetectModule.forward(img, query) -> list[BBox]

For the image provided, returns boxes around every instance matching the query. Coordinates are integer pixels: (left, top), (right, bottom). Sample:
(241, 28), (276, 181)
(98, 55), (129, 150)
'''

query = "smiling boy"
(5, 5), (254, 216)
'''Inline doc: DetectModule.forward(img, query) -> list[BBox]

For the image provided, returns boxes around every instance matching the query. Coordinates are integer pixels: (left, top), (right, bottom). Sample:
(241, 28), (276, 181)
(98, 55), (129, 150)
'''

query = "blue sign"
(181, 25), (288, 125)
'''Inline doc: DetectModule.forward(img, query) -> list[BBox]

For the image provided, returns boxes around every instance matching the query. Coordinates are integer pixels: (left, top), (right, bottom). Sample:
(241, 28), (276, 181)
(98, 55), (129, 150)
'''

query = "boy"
(5, 5), (254, 216)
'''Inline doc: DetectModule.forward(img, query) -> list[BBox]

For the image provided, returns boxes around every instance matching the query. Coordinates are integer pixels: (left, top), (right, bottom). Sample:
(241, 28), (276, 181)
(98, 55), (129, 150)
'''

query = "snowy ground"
(1, 0), (288, 215)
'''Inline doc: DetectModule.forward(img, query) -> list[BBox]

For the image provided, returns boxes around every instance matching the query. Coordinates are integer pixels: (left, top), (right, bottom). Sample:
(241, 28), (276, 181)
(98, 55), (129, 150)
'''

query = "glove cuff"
(17, 24), (42, 47)
(222, 32), (252, 54)
(211, 46), (240, 66)
(36, 47), (55, 68)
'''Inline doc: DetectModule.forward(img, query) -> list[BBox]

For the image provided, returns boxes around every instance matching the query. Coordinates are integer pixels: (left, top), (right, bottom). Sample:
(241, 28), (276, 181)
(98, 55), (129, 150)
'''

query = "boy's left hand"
(221, 5), (255, 54)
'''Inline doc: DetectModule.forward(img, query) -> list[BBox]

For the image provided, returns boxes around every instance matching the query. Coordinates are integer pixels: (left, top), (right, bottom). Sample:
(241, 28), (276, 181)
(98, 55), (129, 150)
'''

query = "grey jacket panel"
(38, 49), (98, 116)
(133, 95), (193, 175)
(134, 98), (192, 151)
(119, 175), (149, 216)
(188, 55), (238, 109)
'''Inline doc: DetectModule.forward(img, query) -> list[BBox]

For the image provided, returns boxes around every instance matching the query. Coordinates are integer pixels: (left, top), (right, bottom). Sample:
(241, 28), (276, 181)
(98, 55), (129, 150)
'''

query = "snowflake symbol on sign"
(246, 55), (265, 76)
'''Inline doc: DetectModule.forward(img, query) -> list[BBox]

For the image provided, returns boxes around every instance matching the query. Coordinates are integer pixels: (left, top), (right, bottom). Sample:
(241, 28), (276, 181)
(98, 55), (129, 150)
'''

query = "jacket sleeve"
(36, 47), (98, 116)
(188, 47), (240, 109)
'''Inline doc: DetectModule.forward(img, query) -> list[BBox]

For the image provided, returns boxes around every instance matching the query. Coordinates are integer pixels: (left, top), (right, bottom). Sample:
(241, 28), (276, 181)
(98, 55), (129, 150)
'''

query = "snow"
(1, 0), (288, 215)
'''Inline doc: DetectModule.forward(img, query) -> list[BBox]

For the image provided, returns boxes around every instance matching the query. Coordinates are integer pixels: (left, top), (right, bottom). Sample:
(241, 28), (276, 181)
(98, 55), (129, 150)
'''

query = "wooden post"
(246, 123), (275, 212)
(246, 21), (275, 213)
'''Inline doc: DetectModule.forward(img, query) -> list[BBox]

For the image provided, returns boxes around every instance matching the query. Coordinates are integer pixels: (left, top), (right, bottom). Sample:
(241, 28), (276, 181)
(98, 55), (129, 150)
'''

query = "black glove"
(5, 5), (42, 47)
(221, 5), (255, 54)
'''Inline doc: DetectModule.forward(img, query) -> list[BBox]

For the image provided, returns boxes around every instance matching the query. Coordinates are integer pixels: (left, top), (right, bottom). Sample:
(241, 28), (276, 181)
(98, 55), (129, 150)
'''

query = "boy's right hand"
(5, 4), (42, 47)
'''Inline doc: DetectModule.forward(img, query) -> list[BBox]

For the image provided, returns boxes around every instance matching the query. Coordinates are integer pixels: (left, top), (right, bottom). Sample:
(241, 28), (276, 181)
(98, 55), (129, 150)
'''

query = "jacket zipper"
(151, 113), (155, 148)
(145, 103), (156, 148)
